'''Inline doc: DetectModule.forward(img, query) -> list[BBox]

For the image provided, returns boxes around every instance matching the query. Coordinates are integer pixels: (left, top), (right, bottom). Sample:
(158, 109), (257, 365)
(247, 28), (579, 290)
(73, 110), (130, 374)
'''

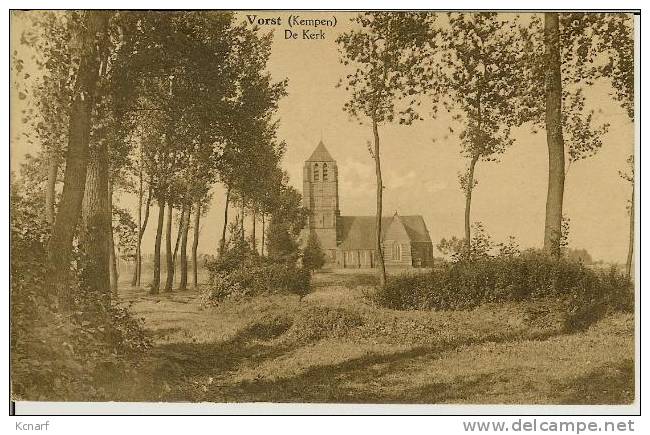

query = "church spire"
(306, 140), (335, 162)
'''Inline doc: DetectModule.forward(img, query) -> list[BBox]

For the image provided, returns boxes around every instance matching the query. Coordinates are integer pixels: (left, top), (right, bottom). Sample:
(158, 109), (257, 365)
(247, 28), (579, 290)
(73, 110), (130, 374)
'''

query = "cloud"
(384, 170), (417, 190)
(424, 179), (448, 193)
(338, 159), (375, 192)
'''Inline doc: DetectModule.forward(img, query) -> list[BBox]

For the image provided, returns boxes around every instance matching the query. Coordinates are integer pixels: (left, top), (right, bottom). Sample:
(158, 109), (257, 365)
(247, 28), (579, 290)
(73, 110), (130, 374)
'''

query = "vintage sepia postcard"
(9, 8), (639, 416)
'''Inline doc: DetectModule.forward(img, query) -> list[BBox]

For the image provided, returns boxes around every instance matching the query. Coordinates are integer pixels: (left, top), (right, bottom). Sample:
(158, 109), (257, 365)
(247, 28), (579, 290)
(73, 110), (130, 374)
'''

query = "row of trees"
(337, 12), (634, 286)
(13, 11), (636, 303)
(13, 11), (304, 309)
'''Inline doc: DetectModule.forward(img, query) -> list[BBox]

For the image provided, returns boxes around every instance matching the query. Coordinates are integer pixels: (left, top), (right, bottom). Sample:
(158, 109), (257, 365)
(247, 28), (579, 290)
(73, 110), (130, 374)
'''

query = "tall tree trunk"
(132, 186), (152, 287)
(179, 204), (191, 290)
(46, 11), (108, 304)
(261, 213), (265, 256)
(164, 202), (174, 292)
(543, 12), (566, 258)
(626, 184), (634, 281)
(108, 177), (118, 296)
(80, 141), (111, 304)
(372, 119), (386, 288)
(252, 208), (257, 251)
(464, 155), (479, 257)
(132, 159), (144, 287)
(219, 186), (230, 256)
(45, 151), (59, 227)
(192, 202), (201, 289)
(170, 204), (186, 286)
(151, 198), (165, 294)
(240, 199), (246, 243)
(109, 229), (118, 297)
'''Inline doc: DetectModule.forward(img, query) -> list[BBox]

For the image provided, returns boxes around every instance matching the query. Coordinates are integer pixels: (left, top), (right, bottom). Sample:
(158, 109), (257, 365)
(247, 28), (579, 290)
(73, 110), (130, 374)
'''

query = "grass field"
(110, 271), (635, 404)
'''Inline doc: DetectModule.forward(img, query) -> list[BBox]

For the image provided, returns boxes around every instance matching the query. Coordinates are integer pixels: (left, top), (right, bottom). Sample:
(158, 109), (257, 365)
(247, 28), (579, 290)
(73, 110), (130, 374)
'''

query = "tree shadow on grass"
(552, 359), (635, 405)
(395, 371), (518, 404)
(200, 346), (433, 403)
(110, 313), (570, 403)
(103, 315), (298, 401)
(205, 331), (558, 403)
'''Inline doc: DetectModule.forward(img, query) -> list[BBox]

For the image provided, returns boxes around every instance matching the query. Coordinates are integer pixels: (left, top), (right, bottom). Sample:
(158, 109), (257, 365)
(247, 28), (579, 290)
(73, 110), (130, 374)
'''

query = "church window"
(323, 163), (328, 181)
(393, 243), (401, 261)
(313, 163), (320, 181)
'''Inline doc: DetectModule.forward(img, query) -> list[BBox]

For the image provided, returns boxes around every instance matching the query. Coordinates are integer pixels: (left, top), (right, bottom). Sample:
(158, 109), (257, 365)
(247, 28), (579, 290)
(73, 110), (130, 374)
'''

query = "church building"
(302, 141), (434, 268)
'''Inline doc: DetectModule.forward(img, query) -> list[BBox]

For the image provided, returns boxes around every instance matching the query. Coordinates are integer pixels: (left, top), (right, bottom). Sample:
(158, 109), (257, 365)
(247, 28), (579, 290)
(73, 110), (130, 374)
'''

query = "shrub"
(212, 230), (257, 274)
(284, 306), (364, 343)
(12, 286), (152, 401)
(266, 216), (301, 262)
(371, 250), (633, 331)
(203, 252), (311, 304)
(10, 189), (151, 401)
(302, 232), (326, 272)
(437, 222), (495, 261)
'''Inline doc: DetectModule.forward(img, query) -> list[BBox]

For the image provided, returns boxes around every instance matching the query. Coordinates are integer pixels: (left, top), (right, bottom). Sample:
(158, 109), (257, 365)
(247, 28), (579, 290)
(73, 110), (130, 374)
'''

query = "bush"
(203, 251), (311, 304)
(437, 222), (497, 261)
(284, 306), (364, 343)
(302, 232), (326, 271)
(371, 250), (633, 331)
(10, 189), (151, 401)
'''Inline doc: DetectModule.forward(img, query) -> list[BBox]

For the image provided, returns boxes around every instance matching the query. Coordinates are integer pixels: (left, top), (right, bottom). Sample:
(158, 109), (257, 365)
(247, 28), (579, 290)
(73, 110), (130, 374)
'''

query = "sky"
(10, 11), (635, 264)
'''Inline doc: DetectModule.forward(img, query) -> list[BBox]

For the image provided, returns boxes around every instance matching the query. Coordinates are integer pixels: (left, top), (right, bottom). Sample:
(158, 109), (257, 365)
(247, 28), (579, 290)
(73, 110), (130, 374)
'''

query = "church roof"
(338, 215), (432, 250)
(306, 141), (335, 162)
(399, 215), (433, 243)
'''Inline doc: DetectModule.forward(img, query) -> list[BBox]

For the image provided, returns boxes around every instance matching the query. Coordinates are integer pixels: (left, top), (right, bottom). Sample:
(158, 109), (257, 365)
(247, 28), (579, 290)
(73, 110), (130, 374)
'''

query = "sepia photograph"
(8, 7), (639, 415)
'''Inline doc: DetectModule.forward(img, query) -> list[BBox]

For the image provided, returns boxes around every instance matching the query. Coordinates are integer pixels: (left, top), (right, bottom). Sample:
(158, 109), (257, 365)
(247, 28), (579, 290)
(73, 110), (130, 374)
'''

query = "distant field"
(115, 261), (211, 287)
(110, 271), (635, 404)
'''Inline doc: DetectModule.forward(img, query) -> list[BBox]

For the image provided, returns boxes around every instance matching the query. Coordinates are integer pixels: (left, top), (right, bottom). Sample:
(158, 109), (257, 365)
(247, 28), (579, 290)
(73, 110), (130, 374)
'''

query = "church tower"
(303, 141), (339, 259)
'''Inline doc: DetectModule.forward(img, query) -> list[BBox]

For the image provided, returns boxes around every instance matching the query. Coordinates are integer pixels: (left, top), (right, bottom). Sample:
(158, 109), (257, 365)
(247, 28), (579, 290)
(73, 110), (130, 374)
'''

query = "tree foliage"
(520, 13), (616, 166)
(302, 233), (326, 272)
(265, 184), (307, 261)
(337, 12), (434, 125)
(441, 13), (527, 164)
(437, 13), (528, 255)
